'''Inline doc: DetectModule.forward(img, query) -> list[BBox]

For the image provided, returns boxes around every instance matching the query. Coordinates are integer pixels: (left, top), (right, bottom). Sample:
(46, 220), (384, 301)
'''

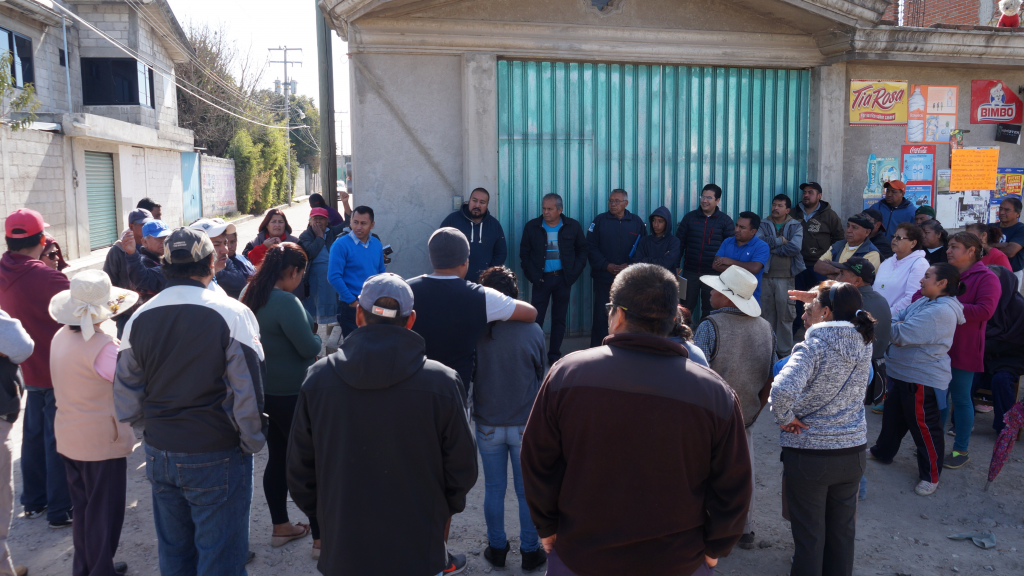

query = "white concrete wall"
(0, 127), (69, 249)
(143, 148), (184, 226)
(351, 53), (463, 279)
(200, 155), (237, 217)
(0, 4), (83, 114)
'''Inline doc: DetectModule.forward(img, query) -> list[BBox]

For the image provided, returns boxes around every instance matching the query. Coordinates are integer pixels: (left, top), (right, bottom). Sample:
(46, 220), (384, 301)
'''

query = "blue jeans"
(145, 445), (254, 576)
(20, 387), (72, 522)
(337, 303), (358, 337)
(475, 425), (539, 553)
(939, 368), (976, 453)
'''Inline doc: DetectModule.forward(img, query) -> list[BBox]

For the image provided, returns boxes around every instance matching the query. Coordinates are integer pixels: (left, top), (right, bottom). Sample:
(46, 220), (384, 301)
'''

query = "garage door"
(85, 151), (117, 250)
(497, 61), (810, 334)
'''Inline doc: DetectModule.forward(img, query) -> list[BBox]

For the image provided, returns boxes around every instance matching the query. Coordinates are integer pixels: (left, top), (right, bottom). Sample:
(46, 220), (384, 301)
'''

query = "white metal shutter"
(85, 151), (117, 249)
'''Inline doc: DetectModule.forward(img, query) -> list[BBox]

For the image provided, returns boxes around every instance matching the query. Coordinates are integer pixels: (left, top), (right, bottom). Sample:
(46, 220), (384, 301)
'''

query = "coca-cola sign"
(850, 80), (908, 126)
(971, 80), (1023, 124)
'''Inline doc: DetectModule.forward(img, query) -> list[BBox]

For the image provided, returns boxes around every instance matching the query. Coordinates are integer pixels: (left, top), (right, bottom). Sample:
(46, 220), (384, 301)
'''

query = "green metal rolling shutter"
(497, 61), (810, 334)
(85, 151), (117, 250)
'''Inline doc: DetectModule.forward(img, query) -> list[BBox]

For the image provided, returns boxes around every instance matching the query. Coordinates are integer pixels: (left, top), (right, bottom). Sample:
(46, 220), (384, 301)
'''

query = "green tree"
(0, 51), (41, 131)
(256, 90), (321, 173)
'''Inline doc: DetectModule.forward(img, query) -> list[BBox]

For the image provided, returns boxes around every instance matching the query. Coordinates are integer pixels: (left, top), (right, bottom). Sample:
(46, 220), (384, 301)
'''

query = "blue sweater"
(328, 234), (386, 304)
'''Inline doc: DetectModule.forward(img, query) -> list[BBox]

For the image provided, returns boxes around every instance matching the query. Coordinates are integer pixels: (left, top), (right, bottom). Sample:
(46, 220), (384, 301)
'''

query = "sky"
(165, 0), (351, 155)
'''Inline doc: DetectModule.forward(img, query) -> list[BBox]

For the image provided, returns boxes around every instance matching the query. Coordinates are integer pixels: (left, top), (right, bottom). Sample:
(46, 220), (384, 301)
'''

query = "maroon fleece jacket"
(521, 332), (751, 576)
(0, 252), (69, 389)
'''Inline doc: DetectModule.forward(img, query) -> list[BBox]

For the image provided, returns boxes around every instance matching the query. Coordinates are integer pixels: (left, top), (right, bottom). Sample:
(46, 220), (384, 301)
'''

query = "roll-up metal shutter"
(497, 61), (810, 335)
(85, 151), (117, 250)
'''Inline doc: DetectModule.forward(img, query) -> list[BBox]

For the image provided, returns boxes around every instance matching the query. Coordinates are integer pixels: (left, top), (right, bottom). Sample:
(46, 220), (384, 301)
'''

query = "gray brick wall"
(0, 128), (69, 250)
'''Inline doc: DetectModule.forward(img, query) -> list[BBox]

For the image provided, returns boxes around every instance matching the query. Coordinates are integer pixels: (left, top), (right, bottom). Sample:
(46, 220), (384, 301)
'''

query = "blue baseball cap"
(142, 219), (171, 238)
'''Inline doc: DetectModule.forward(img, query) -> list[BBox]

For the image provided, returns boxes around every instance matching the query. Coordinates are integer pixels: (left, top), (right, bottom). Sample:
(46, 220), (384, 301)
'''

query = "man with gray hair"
(408, 227), (536, 573)
(519, 193), (588, 364)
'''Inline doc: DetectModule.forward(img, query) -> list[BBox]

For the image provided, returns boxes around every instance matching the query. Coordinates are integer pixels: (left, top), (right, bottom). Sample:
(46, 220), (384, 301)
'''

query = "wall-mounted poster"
(850, 80), (908, 126)
(906, 85), (958, 144)
(950, 147), (999, 191)
(989, 167), (1024, 223)
(863, 154), (901, 209)
(901, 144), (936, 208)
(936, 189), (991, 228)
(971, 80), (1023, 124)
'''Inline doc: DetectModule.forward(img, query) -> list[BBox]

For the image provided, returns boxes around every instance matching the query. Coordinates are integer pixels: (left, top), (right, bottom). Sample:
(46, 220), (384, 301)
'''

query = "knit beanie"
(428, 227), (470, 270)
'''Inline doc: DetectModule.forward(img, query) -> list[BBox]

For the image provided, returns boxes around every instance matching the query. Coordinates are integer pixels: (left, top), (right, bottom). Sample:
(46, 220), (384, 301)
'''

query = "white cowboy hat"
(49, 269), (139, 341)
(700, 265), (761, 318)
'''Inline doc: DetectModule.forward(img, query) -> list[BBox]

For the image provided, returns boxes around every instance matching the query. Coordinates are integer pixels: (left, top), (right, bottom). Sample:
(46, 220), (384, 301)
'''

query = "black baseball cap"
(833, 257), (876, 284)
(799, 182), (822, 193)
(162, 227), (214, 265)
(862, 208), (886, 232)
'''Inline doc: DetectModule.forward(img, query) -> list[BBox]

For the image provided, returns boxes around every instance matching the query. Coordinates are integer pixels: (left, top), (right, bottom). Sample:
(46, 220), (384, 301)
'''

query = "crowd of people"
(0, 179), (1021, 576)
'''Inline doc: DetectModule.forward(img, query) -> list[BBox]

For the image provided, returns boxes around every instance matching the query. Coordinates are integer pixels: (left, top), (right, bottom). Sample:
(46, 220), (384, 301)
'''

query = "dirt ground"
(11, 202), (1024, 575)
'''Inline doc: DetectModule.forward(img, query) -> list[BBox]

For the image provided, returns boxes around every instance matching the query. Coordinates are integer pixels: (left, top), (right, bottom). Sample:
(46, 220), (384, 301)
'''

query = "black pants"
(793, 269), (824, 336)
(870, 378), (944, 483)
(531, 274), (571, 362)
(682, 271), (713, 326)
(590, 282), (613, 347)
(783, 449), (864, 576)
(62, 456), (126, 576)
(264, 394), (320, 539)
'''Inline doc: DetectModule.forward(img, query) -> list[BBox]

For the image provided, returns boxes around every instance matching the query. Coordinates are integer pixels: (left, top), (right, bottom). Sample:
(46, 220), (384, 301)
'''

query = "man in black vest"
(586, 189), (646, 347)
(408, 227), (536, 574)
(520, 193), (588, 364)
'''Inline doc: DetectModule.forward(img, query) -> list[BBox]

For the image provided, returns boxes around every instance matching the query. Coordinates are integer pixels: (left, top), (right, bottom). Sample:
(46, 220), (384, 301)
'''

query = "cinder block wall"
(0, 129), (69, 250)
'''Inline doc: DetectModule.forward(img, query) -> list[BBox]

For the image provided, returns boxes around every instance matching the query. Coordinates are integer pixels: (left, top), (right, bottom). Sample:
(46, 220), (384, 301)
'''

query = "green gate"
(84, 151), (117, 250)
(497, 61), (810, 335)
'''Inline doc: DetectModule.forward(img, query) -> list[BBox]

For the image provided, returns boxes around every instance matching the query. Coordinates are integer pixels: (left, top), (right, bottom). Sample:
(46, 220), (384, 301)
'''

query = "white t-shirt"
(427, 275), (516, 322)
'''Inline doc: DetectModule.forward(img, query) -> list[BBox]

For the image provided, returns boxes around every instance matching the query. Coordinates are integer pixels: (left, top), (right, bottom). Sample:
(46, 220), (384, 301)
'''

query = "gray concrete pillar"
(809, 62), (847, 216)
(462, 53), (498, 206)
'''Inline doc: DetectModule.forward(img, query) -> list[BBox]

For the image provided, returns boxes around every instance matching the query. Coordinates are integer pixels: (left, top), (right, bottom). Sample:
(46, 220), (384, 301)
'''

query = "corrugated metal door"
(497, 61), (810, 335)
(84, 151), (117, 250)
(182, 152), (202, 224)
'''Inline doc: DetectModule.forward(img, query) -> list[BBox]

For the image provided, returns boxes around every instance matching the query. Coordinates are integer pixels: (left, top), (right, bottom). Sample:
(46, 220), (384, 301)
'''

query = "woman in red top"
(243, 209), (300, 267)
(966, 223), (1012, 271)
(939, 232), (1000, 470)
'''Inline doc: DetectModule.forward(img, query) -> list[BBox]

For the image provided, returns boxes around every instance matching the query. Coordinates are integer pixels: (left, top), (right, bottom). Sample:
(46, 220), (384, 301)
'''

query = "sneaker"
(246, 551), (256, 565)
(521, 547), (548, 572)
(871, 402), (884, 414)
(23, 507), (46, 519)
(914, 480), (939, 496)
(947, 427), (956, 436)
(484, 543), (509, 567)
(737, 532), (756, 550)
(944, 451), (970, 469)
(48, 517), (72, 529)
(114, 562), (128, 574)
(442, 552), (467, 575)
(975, 405), (993, 413)
(858, 476), (867, 501)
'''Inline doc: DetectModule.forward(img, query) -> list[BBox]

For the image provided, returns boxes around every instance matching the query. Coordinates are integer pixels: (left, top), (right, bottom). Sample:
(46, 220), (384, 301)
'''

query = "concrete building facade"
(321, 0), (1024, 332)
(1, 0), (194, 261)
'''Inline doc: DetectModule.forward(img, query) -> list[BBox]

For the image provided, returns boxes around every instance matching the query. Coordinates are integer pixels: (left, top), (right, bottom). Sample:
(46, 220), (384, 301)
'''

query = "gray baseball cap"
(162, 227), (214, 265)
(358, 273), (414, 318)
(128, 208), (153, 225)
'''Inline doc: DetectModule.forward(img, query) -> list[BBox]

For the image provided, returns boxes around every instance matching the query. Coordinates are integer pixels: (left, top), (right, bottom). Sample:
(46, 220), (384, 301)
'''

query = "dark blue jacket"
(440, 205), (507, 284)
(828, 238), (880, 261)
(519, 214), (589, 286)
(634, 207), (681, 273)
(675, 207), (735, 275)
(586, 210), (647, 284)
(868, 198), (916, 247)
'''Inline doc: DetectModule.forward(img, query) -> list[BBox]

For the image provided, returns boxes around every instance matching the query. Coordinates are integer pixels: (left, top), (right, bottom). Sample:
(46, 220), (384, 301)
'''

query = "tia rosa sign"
(850, 80), (908, 126)
(971, 80), (1023, 124)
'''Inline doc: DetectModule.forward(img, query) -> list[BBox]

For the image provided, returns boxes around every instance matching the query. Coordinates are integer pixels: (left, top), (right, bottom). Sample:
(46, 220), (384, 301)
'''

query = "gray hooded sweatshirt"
(770, 321), (872, 451)
(885, 295), (965, 390)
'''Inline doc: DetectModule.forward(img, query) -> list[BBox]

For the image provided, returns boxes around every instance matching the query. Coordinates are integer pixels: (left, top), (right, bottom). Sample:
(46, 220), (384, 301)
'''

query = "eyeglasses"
(608, 199), (626, 205)
(605, 303), (628, 315)
(891, 235), (909, 242)
(700, 195), (716, 201)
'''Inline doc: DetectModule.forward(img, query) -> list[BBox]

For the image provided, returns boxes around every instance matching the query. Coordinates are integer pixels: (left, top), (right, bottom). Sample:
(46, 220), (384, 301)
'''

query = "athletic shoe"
(23, 507), (46, 520)
(943, 451), (970, 469)
(484, 543), (509, 567)
(975, 405), (993, 413)
(737, 532), (756, 549)
(443, 552), (467, 575)
(947, 427), (956, 436)
(914, 480), (939, 496)
(48, 518), (72, 529)
(114, 562), (128, 574)
(871, 403), (884, 414)
(521, 547), (548, 572)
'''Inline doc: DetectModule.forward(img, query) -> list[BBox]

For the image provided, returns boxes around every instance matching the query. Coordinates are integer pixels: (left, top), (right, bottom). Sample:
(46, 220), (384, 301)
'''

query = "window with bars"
(81, 58), (154, 107)
(0, 27), (34, 88)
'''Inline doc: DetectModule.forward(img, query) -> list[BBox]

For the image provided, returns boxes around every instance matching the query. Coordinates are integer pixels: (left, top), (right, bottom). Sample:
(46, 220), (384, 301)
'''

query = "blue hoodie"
(634, 206), (681, 273)
(440, 204), (507, 283)
(868, 197), (916, 247)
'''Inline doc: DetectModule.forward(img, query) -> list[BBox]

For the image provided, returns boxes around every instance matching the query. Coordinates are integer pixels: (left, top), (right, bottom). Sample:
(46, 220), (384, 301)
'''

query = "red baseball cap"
(884, 180), (907, 192)
(310, 208), (329, 219)
(5, 209), (49, 238)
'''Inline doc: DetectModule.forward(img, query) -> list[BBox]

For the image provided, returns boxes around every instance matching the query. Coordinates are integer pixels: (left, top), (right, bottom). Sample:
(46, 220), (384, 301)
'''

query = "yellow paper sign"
(949, 148), (1000, 191)
(850, 80), (909, 126)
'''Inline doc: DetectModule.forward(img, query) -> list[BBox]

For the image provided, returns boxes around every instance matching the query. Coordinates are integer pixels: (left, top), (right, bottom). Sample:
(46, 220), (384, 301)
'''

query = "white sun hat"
(48, 269), (139, 341)
(700, 265), (761, 318)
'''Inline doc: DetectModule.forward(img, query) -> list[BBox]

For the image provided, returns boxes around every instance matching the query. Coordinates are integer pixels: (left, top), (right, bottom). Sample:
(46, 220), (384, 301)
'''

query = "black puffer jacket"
(519, 215), (588, 286)
(675, 207), (734, 275)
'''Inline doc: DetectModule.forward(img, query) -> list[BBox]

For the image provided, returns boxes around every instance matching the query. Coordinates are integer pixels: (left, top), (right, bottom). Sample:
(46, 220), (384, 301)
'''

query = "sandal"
(271, 523), (311, 547)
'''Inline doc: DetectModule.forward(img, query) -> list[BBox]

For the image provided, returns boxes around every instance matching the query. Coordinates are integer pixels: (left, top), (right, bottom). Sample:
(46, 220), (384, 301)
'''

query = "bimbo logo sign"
(971, 80), (1023, 124)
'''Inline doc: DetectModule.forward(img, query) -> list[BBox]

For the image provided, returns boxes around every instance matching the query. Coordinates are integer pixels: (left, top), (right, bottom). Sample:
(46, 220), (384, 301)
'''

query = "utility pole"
(269, 46), (302, 205)
(316, 1), (338, 210)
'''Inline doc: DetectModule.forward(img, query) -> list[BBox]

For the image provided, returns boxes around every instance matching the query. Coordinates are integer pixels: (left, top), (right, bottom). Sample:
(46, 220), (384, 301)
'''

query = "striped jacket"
(114, 278), (267, 455)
